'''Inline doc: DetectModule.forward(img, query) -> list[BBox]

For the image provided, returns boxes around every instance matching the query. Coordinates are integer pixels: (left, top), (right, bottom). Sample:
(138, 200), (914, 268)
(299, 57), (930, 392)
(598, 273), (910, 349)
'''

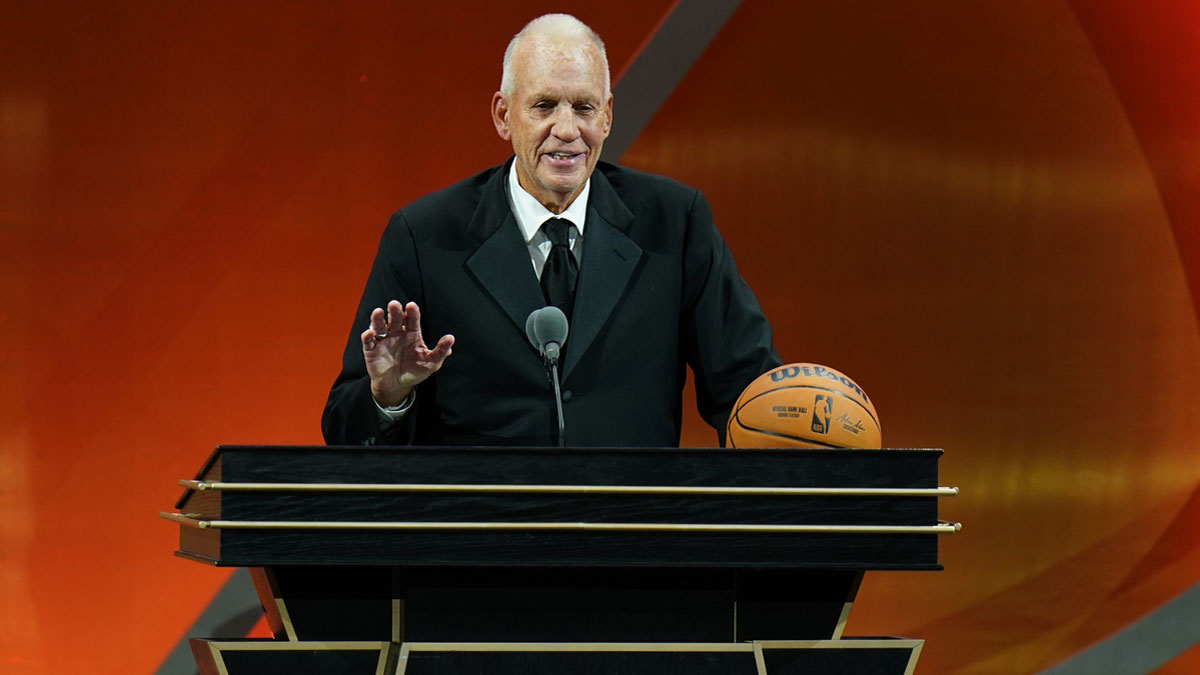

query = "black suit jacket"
(322, 159), (779, 447)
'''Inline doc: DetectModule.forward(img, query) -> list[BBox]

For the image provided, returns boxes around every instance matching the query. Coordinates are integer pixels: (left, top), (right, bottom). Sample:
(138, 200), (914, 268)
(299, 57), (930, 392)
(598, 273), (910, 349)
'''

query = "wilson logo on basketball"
(727, 362), (881, 449)
(769, 364), (871, 403)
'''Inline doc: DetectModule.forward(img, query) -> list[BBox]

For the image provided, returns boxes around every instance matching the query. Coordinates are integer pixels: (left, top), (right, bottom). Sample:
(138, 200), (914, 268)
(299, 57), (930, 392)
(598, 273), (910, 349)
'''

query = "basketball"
(726, 363), (881, 449)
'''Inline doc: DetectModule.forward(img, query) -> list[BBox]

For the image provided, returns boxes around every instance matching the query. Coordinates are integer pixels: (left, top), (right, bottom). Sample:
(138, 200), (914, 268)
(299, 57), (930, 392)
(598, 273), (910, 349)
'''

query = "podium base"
(190, 639), (922, 675)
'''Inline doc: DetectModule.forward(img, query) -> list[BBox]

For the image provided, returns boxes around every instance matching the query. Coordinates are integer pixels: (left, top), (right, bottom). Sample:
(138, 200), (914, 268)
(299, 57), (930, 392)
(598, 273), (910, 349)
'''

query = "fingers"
(365, 301), (410, 343)
(384, 301), (406, 337)
(363, 307), (388, 347)
(429, 334), (455, 358)
(417, 334), (456, 369)
(403, 302), (422, 337)
(362, 301), (444, 359)
(379, 301), (422, 338)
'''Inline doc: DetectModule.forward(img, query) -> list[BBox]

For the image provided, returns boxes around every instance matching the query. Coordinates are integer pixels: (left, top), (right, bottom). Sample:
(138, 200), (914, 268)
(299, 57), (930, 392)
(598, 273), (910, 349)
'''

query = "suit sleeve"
(679, 190), (782, 445)
(321, 212), (424, 445)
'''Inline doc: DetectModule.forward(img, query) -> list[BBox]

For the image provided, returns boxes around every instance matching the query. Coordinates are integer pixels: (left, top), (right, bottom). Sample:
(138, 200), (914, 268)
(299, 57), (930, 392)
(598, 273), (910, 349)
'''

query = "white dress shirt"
(507, 160), (587, 276)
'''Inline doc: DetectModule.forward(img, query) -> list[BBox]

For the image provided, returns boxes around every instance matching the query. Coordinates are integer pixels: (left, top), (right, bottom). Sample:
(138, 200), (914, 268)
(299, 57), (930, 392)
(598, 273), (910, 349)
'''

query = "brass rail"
(179, 480), (959, 498)
(159, 512), (963, 534)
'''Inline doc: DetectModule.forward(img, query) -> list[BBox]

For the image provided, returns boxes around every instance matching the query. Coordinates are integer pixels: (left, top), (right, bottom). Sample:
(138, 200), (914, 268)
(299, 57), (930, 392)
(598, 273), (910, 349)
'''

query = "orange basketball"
(727, 363), (881, 449)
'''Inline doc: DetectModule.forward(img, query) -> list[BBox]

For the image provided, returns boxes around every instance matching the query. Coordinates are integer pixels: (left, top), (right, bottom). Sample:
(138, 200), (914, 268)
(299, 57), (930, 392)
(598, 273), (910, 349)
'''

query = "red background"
(2, 2), (1198, 672)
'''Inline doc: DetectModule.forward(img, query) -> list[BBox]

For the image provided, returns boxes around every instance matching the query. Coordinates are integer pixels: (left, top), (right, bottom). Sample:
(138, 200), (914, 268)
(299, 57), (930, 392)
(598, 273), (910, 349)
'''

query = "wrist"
(371, 383), (413, 409)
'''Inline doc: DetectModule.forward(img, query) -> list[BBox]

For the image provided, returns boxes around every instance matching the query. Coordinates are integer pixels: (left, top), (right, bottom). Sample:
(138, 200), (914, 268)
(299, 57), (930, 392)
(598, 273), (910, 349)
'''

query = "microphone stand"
(549, 358), (565, 448)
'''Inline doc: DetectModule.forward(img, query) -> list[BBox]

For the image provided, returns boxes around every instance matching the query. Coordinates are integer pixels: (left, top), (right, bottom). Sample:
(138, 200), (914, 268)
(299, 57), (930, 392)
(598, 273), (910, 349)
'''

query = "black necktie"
(540, 218), (578, 319)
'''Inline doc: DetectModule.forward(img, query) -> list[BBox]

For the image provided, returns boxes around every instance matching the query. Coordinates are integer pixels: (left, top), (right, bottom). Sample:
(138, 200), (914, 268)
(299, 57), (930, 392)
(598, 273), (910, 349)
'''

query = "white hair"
(500, 14), (610, 97)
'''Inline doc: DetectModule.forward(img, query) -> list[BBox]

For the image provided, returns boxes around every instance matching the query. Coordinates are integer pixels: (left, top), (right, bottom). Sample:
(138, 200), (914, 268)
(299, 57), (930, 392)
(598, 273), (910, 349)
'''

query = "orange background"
(2, 2), (1198, 673)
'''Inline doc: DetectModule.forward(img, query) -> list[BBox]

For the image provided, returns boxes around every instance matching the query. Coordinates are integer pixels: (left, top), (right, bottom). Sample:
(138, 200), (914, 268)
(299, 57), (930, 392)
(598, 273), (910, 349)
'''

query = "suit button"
(561, 390), (573, 403)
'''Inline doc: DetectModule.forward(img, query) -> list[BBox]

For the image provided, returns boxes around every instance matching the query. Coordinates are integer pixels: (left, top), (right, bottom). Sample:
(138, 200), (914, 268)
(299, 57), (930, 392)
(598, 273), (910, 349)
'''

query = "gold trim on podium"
(395, 642), (761, 675)
(194, 640), (397, 675)
(388, 640), (924, 675)
(206, 642), (225, 675)
(752, 642), (769, 675)
(755, 639), (924, 675)
(194, 639), (923, 675)
(247, 568), (297, 641)
(401, 641), (758, 652)
(180, 479), (959, 497)
(159, 512), (962, 535)
(833, 571), (865, 640)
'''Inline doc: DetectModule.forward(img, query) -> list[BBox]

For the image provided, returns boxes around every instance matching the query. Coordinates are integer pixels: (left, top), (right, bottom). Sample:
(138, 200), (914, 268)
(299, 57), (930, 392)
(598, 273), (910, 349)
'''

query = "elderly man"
(322, 14), (779, 447)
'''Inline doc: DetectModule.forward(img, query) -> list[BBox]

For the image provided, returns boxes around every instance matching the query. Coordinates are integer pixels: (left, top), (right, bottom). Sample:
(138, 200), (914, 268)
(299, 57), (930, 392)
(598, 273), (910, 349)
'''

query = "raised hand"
(361, 300), (455, 407)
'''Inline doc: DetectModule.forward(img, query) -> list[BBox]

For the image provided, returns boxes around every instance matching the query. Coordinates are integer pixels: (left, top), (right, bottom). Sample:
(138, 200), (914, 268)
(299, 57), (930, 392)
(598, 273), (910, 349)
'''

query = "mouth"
(544, 151), (584, 163)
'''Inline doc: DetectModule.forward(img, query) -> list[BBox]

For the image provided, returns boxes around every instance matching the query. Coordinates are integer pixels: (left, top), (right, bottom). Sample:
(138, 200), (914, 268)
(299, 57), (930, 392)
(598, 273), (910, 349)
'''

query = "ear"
(491, 92), (511, 141)
(601, 93), (613, 138)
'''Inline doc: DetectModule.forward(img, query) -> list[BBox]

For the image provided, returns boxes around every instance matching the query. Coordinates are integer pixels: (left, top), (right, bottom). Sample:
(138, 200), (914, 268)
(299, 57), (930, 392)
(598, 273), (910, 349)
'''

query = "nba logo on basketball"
(811, 395), (832, 434)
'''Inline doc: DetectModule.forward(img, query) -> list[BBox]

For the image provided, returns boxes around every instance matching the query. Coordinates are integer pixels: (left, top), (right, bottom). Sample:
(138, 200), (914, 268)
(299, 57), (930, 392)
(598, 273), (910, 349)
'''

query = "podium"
(162, 446), (958, 674)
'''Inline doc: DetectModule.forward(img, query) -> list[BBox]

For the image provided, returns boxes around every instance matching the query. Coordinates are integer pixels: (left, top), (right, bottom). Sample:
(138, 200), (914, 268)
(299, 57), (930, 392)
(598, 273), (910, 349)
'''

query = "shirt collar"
(508, 159), (590, 243)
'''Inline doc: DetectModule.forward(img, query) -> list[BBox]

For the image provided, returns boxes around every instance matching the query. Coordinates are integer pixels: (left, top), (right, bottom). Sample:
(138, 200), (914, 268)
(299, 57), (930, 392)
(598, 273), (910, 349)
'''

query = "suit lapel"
(465, 162), (645, 373)
(564, 170), (643, 379)
(465, 161), (545, 345)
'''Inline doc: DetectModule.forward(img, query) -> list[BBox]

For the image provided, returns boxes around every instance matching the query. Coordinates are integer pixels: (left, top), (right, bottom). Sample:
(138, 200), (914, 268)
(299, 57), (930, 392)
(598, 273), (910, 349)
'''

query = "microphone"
(525, 306), (569, 365)
(525, 306), (569, 446)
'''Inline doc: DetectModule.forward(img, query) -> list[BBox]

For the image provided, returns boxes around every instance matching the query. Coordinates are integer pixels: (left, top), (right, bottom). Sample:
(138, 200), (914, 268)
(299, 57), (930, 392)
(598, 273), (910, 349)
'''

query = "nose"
(550, 104), (580, 142)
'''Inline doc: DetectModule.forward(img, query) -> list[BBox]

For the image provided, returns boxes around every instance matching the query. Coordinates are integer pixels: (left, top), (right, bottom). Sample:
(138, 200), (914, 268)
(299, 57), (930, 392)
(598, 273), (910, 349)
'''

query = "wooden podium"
(162, 446), (959, 674)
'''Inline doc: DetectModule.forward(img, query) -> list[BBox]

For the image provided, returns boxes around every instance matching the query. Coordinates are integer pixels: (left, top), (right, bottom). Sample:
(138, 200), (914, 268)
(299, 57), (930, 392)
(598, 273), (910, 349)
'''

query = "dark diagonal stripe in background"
(606, 0), (743, 161)
(156, 569), (260, 675)
(1038, 581), (1200, 675)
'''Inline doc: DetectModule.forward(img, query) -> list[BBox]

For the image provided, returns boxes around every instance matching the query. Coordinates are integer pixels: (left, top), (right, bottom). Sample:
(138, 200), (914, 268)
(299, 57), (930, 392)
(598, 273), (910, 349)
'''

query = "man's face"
(492, 39), (613, 213)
